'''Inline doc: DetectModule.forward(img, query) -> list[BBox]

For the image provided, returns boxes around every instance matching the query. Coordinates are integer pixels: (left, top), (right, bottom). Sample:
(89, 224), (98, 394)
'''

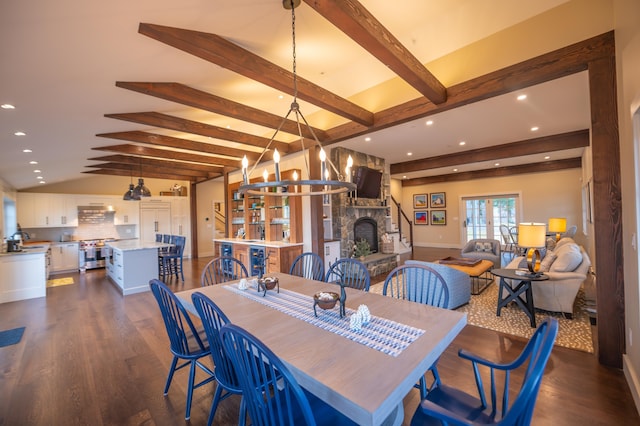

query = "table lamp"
(518, 222), (547, 274)
(548, 217), (567, 242)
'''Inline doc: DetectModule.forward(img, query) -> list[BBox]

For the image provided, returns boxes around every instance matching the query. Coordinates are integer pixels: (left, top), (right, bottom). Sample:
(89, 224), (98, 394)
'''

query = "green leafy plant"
(353, 238), (371, 258)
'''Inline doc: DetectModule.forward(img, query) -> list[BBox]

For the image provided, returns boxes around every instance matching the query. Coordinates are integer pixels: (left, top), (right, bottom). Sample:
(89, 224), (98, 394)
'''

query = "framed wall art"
(431, 210), (447, 225)
(430, 192), (446, 208)
(413, 194), (428, 209)
(414, 211), (429, 225)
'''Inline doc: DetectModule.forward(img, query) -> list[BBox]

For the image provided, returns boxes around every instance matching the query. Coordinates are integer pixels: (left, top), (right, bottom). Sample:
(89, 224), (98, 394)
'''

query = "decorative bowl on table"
(314, 291), (339, 310)
(257, 276), (279, 296)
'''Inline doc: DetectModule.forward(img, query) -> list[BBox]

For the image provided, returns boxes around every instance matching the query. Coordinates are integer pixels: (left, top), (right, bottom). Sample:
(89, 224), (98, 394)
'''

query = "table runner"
(224, 284), (425, 357)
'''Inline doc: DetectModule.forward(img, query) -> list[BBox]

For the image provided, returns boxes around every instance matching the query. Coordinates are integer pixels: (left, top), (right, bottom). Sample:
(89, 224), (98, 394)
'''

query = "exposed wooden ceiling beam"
(324, 31), (614, 144)
(138, 23), (374, 127)
(92, 144), (241, 167)
(104, 111), (290, 153)
(83, 168), (213, 182)
(402, 158), (582, 186)
(95, 130), (260, 162)
(391, 129), (589, 174)
(115, 81), (329, 141)
(87, 154), (224, 173)
(303, 0), (447, 104)
(86, 162), (214, 179)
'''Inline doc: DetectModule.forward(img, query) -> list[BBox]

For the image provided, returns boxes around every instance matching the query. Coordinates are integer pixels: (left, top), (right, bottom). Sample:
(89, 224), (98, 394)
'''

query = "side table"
(491, 268), (549, 328)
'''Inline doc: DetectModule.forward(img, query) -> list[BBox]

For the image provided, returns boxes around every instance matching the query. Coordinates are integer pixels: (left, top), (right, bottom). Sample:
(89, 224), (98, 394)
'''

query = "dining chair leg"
(164, 356), (179, 394)
(185, 359), (197, 420)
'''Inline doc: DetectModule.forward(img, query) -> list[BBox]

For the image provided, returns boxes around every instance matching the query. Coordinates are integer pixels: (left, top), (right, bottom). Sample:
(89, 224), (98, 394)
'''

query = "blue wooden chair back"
(149, 279), (206, 357)
(219, 324), (320, 426)
(156, 233), (163, 242)
(383, 264), (449, 308)
(289, 252), (324, 281)
(201, 256), (248, 286)
(192, 292), (245, 425)
(325, 258), (370, 291)
(411, 318), (559, 425)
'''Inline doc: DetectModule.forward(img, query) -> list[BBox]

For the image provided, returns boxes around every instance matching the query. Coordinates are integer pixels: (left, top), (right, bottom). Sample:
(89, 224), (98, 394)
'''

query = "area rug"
(369, 280), (593, 353)
(47, 277), (74, 287)
(0, 327), (25, 348)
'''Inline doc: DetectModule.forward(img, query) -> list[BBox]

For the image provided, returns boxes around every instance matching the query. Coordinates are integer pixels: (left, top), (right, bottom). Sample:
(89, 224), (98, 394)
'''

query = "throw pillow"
(539, 252), (557, 272)
(475, 242), (484, 252)
(550, 244), (582, 272)
(482, 242), (493, 252)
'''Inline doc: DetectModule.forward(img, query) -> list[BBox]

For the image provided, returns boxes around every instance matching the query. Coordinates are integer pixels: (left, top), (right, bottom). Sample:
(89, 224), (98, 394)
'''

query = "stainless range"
(79, 239), (115, 271)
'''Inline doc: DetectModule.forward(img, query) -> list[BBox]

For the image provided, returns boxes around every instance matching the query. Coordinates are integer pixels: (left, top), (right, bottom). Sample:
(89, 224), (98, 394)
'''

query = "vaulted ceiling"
(1, 0), (599, 190)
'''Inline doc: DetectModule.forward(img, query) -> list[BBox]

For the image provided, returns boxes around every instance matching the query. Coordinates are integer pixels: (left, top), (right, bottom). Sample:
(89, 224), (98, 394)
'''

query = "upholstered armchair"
(460, 238), (501, 267)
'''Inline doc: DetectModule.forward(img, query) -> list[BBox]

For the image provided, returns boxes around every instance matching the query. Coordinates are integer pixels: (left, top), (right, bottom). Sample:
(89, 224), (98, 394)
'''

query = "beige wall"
(400, 169), (585, 249)
(615, 0), (640, 412)
(195, 178), (225, 257)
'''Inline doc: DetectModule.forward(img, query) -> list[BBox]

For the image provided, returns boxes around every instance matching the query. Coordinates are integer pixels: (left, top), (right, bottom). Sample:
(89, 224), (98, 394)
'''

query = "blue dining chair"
(289, 252), (325, 281)
(325, 258), (371, 291)
(220, 323), (357, 426)
(159, 235), (186, 281)
(410, 318), (559, 425)
(383, 264), (449, 398)
(149, 279), (215, 420)
(191, 292), (246, 426)
(201, 256), (248, 286)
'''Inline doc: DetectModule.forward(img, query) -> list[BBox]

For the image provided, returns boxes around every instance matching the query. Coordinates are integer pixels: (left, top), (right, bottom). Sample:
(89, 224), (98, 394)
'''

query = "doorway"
(462, 194), (520, 243)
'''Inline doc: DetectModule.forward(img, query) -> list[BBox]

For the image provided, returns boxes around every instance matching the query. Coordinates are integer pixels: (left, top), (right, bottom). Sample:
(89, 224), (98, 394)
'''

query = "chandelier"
(238, 0), (356, 197)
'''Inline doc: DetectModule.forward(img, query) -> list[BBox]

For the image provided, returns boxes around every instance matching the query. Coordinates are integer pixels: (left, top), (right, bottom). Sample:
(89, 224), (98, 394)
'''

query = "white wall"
(400, 169), (585, 249)
(614, 0), (640, 413)
(195, 178), (225, 257)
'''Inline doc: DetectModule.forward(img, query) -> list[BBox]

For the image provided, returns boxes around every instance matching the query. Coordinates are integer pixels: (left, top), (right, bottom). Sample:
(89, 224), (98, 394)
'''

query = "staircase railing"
(390, 195), (413, 257)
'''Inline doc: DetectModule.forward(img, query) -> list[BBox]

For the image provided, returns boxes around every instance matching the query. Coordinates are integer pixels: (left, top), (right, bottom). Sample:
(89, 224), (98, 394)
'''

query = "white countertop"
(214, 238), (303, 248)
(106, 240), (171, 251)
(0, 247), (48, 257)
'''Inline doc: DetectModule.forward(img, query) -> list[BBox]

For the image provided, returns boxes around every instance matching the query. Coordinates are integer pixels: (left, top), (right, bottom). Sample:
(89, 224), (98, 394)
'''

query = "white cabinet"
(0, 252), (46, 303)
(323, 200), (333, 240)
(114, 200), (140, 225)
(324, 240), (340, 275)
(106, 245), (159, 295)
(17, 193), (77, 228)
(50, 242), (79, 273)
(140, 202), (171, 242)
(171, 197), (191, 258)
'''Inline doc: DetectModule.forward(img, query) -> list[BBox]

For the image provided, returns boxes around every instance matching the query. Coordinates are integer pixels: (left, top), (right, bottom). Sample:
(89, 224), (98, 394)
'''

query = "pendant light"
(238, 0), (356, 197)
(123, 165), (140, 200)
(132, 157), (151, 198)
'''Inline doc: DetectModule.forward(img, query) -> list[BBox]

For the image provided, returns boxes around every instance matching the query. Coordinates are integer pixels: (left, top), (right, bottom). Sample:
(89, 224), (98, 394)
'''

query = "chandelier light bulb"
(242, 155), (249, 184)
(263, 169), (269, 182)
(273, 149), (281, 181)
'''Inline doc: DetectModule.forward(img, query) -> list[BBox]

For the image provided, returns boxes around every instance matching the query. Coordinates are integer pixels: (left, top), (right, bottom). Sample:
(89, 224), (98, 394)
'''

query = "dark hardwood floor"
(0, 251), (637, 425)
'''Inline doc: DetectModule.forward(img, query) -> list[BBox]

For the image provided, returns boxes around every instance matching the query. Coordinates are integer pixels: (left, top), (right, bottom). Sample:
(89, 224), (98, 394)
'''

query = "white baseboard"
(623, 354), (640, 416)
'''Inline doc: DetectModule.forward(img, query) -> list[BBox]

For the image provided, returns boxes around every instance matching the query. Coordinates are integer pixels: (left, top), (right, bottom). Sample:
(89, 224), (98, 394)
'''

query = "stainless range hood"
(78, 206), (116, 224)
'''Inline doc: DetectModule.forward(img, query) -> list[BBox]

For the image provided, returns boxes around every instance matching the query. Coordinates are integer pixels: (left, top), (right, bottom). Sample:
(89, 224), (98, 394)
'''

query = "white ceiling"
(0, 0), (589, 190)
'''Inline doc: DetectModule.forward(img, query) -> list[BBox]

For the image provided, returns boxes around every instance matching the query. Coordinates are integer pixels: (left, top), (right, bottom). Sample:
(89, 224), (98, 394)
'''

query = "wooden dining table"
(175, 272), (467, 426)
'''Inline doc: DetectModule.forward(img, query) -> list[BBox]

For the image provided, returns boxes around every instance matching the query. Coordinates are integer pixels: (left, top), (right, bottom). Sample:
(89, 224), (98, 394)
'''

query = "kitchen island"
(0, 246), (49, 303)
(105, 240), (171, 295)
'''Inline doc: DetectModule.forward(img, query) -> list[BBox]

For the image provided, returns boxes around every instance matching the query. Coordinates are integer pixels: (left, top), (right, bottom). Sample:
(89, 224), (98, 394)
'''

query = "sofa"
(505, 237), (591, 318)
(460, 238), (501, 267)
(405, 260), (471, 309)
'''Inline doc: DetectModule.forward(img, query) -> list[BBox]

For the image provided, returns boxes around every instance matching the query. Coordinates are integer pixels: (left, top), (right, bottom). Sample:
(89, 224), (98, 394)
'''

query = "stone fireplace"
(354, 217), (378, 253)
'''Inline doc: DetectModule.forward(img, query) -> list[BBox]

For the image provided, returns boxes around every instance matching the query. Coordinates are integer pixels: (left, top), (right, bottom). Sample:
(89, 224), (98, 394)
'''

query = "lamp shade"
(548, 217), (567, 233)
(517, 223), (546, 248)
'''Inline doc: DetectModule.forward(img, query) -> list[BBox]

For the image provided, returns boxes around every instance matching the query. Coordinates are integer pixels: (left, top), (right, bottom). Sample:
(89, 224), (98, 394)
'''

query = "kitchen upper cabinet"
(17, 193), (78, 228)
(50, 242), (79, 273)
(114, 200), (139, 225)
(140, 201), (171, 242)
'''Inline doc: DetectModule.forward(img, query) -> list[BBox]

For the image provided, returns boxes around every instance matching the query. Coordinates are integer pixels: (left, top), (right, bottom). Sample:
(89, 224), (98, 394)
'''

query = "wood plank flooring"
(0, 252), (637, 425)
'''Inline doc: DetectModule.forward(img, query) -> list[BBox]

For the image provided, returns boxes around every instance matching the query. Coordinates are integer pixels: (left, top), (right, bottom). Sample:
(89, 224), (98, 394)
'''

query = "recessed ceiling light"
(517, 94), (527, 101)
(407, 152), (412, 156)
(459, 141), (466, 146)
(226, 125), (231, 129)
(29, 161), (38, 165)
(425, 120), (433, 126)
(494, 162), (500, 166)
(453, 168), (458, 172)
(403, 175), (407, 179)
(544, 156), (550, 160)
(14, 131), (26, 136)
(531, 126), (539, 132)
(278, 95), (284, 99)
(33, 169), (41, 173)
(22, 149), (32, 153)
(1, 104), (15, 109)
(36, 176), (43, 180)
(364, 137), (371, 142)
(39, 181), (46, 184)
